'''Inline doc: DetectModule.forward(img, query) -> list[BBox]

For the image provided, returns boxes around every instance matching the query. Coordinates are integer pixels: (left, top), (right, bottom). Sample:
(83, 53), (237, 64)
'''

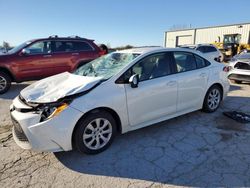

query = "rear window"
(54, 41), (74, 52)
(197, 46), (217, 53)
(206, 46), (217, 52)
(73, 41), (93, 51)
(196, 46), (206, 53)
(195, 55), (207, 68)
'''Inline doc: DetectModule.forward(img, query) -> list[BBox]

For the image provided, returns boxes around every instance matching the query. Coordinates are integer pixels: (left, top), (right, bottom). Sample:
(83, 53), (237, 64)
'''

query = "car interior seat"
(140, 60), (156, 81)
(150, 58), (170, 78)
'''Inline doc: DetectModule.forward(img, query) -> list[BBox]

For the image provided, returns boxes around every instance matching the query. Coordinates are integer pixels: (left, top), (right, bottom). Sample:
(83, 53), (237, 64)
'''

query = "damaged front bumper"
(10, 96), (83, 152)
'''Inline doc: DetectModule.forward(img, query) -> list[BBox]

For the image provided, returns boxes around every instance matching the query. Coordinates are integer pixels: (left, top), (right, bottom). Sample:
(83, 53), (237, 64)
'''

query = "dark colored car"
(0, 36), (103, 94)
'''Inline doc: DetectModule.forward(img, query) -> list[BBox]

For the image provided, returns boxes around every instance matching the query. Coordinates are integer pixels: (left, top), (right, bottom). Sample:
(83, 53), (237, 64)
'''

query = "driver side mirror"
(20, 48), (30, 56)
(129, 74), (139, 88)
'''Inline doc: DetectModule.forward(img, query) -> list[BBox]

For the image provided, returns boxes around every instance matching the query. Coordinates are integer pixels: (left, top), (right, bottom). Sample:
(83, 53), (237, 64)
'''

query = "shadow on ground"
(55, 95), (250, 187)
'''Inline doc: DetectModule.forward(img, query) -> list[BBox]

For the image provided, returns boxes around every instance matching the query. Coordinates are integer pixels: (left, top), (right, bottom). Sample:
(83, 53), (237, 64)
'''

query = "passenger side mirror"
(129, 74), (139, 88)
(20, 48), (30, 56)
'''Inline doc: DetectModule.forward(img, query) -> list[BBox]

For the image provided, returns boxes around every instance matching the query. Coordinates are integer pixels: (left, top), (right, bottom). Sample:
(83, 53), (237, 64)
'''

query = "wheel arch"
(0, 66), (15, 82)
(202, 82), (224, 112)
(71, 107), (122, 148)
(207, 83), (224, 99)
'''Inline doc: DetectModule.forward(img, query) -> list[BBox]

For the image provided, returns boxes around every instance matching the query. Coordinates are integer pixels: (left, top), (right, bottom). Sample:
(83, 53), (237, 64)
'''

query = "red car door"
(15, 40), (56, 81)
(50, 41), (76, 74)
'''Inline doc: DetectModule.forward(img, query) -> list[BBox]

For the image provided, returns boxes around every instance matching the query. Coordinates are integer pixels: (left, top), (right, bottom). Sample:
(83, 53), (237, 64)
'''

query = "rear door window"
(173, 52), (197, 72)
(53, 41), (74, 53)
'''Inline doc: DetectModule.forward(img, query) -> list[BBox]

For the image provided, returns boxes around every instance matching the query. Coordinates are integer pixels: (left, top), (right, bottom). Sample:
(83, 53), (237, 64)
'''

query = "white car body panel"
(175, 68), (209, 112)
(124, 74), (177, 126)
(10, 47), (230, 152)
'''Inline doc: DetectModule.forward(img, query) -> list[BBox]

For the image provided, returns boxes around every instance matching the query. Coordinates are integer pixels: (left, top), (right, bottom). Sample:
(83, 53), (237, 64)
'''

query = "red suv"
(0, 36), (104, 94)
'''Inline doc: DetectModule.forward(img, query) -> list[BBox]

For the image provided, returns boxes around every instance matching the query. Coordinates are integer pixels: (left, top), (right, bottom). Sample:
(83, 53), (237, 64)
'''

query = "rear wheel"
(73, 110), (117, 154)
(0, 71), (11, 94)
(202, 85), (222, 113)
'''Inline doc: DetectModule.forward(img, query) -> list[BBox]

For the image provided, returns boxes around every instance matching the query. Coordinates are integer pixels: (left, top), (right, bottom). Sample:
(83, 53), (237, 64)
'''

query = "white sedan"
(10, 47), (230, 154)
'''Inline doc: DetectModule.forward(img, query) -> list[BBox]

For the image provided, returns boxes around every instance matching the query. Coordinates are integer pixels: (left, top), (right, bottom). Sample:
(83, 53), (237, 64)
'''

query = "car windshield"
(74, 52), (140, 79)
(8, 41), (32, 54)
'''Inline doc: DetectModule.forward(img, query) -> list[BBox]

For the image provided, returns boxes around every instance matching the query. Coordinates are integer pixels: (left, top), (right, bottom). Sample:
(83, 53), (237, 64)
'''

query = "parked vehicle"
(10, 47), (230, 154)
(0, 36), (103, 94)
(227, 52), (250, 83)
(180, 44), (224, 62)
(213, 34), (250, 60)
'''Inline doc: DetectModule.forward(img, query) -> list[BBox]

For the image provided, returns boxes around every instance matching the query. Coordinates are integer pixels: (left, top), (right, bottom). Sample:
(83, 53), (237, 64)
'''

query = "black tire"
(0, 71), (11, 94)
(202, 85), (222, 113)
(73, 110), (117, 154)
(231, 80), (242, 84)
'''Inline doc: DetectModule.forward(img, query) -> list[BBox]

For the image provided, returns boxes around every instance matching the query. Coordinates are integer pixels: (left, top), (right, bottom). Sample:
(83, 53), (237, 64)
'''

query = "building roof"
(165, 22), (250, 33)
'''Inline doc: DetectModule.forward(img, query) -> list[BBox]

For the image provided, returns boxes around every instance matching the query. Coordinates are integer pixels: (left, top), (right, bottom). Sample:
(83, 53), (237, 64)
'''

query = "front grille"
(11, 115), (29, 142)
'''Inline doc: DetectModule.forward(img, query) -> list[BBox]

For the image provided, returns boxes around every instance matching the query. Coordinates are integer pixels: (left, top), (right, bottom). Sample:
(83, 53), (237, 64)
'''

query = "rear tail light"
(223, 66), (231, 72)
(99, 50), (106, 56)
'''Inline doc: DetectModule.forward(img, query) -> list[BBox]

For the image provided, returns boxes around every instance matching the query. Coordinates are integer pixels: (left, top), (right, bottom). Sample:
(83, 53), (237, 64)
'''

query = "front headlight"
(40, 102), (69, 122)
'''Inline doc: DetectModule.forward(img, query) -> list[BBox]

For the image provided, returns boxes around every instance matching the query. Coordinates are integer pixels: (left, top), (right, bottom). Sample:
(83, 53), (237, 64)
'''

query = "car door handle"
(72, 53), (79, 56)
(166, 81), (176, 86)
(43, 55), (52, 58)
(199, 73), (206, 78)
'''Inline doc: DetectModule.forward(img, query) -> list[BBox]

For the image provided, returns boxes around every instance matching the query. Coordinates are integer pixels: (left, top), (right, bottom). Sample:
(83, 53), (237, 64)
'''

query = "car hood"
(20, 72), (103, 103)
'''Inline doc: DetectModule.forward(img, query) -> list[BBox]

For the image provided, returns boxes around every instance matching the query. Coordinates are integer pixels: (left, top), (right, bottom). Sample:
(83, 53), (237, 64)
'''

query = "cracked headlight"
(40, 102), (69, 122)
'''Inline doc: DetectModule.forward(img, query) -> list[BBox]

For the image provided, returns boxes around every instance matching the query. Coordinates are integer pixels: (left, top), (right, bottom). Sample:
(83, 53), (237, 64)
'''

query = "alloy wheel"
(0, 76), (7, 91)
(207, 88), (221, 110)
(83, 118), (112, 150)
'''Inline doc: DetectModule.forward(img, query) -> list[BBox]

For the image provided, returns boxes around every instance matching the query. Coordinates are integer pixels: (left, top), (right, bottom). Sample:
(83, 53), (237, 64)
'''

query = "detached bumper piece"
(223, 111), (250, 124)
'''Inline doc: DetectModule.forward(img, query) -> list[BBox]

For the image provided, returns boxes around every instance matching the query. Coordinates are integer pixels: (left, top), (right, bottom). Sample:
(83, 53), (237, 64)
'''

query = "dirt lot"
(0, 82), (250, 187)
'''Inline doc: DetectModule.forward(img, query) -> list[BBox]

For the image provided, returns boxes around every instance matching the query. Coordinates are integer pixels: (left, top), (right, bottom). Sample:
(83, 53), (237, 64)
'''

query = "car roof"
(30, 36), (94, 42)
(118, 47), (200, 55)
(119, 47), (164, 54)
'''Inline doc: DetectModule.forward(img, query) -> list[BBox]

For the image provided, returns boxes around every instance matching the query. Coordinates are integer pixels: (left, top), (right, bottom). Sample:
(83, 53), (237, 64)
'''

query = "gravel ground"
(0, 82), (250, 187)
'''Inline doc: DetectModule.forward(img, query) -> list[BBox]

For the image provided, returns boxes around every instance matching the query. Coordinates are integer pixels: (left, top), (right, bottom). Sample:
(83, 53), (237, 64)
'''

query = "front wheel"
(0, 71), (11, 94)
(202, 85), (222, 113)
(73, 110), (117, 154)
